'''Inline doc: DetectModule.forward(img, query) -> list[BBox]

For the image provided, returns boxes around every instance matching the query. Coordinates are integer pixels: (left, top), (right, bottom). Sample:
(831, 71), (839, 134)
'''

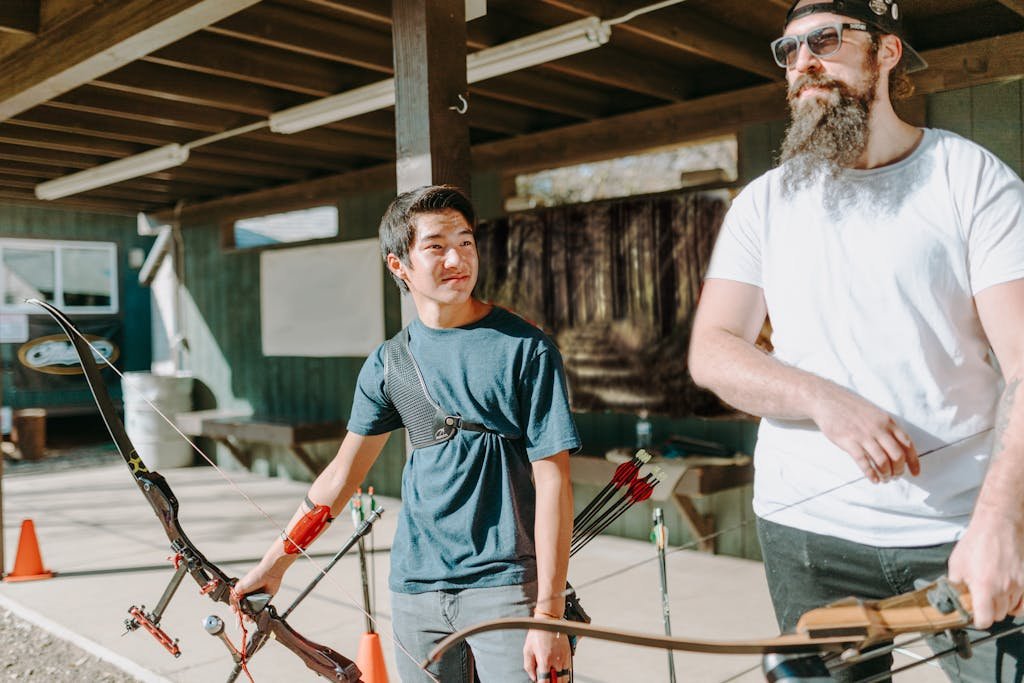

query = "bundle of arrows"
(570, 449), (665, 557)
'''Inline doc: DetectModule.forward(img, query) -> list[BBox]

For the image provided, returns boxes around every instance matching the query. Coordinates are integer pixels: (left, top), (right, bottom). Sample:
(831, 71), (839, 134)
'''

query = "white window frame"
(229, 204), (340, 250)
(0, 238), (119, 314)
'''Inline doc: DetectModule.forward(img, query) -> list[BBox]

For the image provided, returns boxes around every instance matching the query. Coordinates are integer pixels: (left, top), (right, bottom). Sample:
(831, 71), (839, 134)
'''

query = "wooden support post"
(391, 0), (471, 194)
(391, 0), (473, 460)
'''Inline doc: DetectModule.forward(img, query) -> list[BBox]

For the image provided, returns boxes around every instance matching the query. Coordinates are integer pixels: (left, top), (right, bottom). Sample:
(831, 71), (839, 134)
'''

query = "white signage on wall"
(260, 239), (385, 357)
(0, 313), (29, 343)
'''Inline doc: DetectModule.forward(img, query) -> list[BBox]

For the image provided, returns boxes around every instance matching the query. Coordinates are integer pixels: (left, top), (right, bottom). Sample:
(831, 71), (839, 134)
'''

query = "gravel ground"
(2, 444), (144, 682)
(0, 608), (139, 682)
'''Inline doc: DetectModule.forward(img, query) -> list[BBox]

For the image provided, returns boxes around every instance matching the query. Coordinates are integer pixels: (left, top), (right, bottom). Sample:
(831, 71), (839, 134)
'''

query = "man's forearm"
(258, 432), (388, 572)
(976, 375), (1024, 522)
(689, 327), (834, 421)
(533, 453), (572, 618)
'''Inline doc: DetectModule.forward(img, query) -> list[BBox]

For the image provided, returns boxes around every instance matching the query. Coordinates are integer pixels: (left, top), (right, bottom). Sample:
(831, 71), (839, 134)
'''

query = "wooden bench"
(570, 453), (753, 553)
(175, 410), (346, 477)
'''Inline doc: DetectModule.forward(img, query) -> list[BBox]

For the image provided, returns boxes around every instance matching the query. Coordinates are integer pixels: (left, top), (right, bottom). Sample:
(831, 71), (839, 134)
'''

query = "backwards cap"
(786, 0), (927, 72)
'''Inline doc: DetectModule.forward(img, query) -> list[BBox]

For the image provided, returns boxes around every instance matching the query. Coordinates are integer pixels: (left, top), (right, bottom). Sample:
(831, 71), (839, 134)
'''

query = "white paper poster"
(260, 239), (385, 357)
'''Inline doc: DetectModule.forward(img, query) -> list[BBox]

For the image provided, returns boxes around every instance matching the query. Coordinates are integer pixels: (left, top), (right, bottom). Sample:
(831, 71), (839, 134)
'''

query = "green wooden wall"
(929, 80), (1024, 175)
(178, 188), (410, 492)
(0, 204), (151, 410)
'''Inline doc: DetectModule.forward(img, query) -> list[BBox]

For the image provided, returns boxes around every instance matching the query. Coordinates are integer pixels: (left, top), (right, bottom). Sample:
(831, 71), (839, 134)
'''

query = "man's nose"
(444, 247), (462, 267)
(790, 41), (821, 73)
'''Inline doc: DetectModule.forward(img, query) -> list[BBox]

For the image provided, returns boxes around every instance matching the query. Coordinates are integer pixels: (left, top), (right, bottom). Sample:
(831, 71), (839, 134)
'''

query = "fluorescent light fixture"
(269, 17), (611, 135)
(269, 79), (396, 135)
(35, 144), (190, 200)
(467, 17), (610, 83)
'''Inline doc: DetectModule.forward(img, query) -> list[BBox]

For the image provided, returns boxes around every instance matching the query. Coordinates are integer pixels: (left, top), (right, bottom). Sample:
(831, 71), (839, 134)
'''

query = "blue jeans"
(391, 582), (536, 682)
(757, 517), (1024, 682)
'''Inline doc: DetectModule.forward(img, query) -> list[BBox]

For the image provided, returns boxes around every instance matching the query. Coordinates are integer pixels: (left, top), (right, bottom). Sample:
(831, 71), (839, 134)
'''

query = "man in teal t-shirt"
(236, 185), (579, 683)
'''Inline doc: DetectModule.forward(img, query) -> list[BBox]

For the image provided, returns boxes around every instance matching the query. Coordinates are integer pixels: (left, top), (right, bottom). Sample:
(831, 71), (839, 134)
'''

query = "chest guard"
(383, 326), (517, 449)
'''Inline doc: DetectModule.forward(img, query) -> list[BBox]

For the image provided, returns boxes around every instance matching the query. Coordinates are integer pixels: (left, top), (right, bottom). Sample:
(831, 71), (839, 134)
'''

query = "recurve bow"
(30, 299), (361, 682)
(425, 577), (985, 678)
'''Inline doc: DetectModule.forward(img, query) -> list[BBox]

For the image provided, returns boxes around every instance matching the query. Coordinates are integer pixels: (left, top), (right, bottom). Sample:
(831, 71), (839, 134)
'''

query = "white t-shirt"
(707, 128), (1024, 546)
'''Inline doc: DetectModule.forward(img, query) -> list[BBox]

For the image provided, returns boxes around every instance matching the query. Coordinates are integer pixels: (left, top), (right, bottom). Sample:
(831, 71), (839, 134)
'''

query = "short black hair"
(378, 185), (476, 292)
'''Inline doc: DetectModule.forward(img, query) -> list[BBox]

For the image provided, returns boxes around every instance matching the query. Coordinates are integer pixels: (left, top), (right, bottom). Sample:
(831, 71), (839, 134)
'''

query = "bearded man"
(688, 0), (1024, 679)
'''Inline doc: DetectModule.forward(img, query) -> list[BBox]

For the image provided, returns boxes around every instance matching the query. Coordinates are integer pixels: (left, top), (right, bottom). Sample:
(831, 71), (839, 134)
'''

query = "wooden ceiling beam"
(0, 0), (262, 120)
(13, 107), (204, 145)
(468, 11), (690, 102)
(208, 2), (393, 73)
(0, 125), (137, 157)
(472, 82), (786, 175)
(0, 142), (112, 168)
(0, 1), (39, 35)
(147, 31), (369, 98)
(248, 128), (394, 160)
(13, 104), (395, 160)
(184, 151), (312, 181)
(0, 188), (141, 214)
(471, 75), (610, 120)
(0, 33), (34, 61)
(154, 161), (397, 223)
(0, 118), (364, 180)
(100, 38), (596, 131)
(49, 86), (261, 131)
(39, 0), (91, 31)
(997, 1), (1024, 17)
(0, 168), (249, 199)
(0, 140), (311, 183)
(94, 62), (305, 115)
(0, 161), (61, 179)
(59, 74), (543, 141)
(57, 82), (396, 140)
(539, 0), (781, 80)
(300, 0), (392, 28)
(175, 22), (614, 120)
(912, 30), (1024, 93)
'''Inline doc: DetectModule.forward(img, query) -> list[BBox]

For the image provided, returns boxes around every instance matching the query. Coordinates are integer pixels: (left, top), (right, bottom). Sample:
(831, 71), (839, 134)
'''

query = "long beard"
(779, 69), (878, 195)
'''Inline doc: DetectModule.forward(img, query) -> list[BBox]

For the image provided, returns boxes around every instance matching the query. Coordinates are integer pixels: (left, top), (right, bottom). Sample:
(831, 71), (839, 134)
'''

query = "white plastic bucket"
(122, 372), (194, 469)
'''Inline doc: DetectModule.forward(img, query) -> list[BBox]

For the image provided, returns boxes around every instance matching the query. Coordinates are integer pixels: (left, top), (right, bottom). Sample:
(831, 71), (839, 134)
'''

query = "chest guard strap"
(383, 327), (516, 449)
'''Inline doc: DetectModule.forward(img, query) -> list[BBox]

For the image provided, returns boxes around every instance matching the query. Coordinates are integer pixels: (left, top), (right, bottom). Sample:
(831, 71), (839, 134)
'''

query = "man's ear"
(386, 253), (408, 282)
(878, 34), (903, 71)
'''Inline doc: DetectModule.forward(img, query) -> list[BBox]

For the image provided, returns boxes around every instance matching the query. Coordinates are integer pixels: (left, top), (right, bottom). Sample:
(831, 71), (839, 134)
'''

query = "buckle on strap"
(441, 415), (519, 441)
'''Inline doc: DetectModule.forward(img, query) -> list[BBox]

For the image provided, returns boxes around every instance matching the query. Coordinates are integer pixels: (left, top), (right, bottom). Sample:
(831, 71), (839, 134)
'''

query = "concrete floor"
(0, 463), (946, 682)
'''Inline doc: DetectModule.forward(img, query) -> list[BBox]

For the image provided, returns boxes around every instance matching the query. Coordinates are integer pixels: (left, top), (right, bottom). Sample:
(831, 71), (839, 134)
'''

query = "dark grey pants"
(757, 517), (1024, 682)
(390, 582), (537, 682)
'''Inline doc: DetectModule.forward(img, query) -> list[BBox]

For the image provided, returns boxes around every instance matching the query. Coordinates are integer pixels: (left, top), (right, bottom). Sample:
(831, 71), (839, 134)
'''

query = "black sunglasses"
(770, 22), (870, 68)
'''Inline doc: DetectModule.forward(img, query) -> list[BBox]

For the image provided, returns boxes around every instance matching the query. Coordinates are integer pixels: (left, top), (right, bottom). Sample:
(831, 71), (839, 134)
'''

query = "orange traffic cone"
(356, 632), (389, 683)
(3, 519), (53, 582)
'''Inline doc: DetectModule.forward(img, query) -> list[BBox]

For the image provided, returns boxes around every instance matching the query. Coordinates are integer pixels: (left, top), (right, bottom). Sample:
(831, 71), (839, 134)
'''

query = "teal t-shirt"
(347, 306), (580, 593)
